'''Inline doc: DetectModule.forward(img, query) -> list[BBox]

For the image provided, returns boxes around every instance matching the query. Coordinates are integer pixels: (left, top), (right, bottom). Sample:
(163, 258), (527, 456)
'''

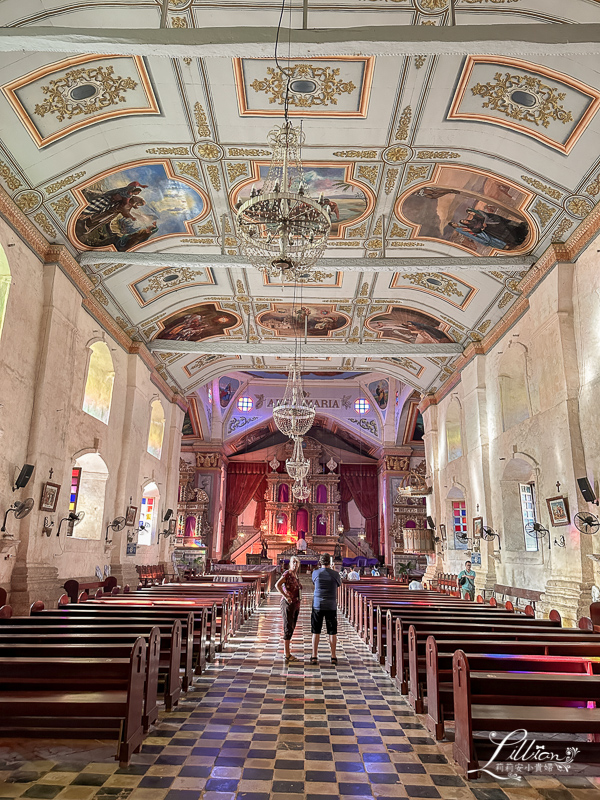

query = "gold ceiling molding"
(206, 165), (221, 191)
(33, 212), (56, 238)
(147, 147), (189, 156)
(415, 56), (427, 70)
(394, 106), (412, 141)
(176, 161), (201, 181)
(0, 159), (22, 192)
(14, 191), (40, 213)
(171, 17), (188, 28)
(2, 55), (159, 148)
(532, 200), (556, 227)
(50, 195), (73, 221)
(520, 175), (562, 201)
(385, 169), (399, 194)
(194, 102), (211, 138)
(44, 171), (85, 195)
(34, 66), (137, 121)
(405, 165), (430, 184)
(195, 220), (215, 235)
(383, 146), (411, 163)
(565, 197), (593, 218)
(585, 172), (600, 197)
(226, 163), (249, 183)
(228, 148), (271, 157)
(389, 223), (408, 238)
(357, 165), (379, 185)
(449, 56), (600, 155)
(195, 142), (222, 160)
(234, 57), (374, 118)
(416, 151), (460, 159)
(551, 218), (573, 243)
(333, 150), (378, 159)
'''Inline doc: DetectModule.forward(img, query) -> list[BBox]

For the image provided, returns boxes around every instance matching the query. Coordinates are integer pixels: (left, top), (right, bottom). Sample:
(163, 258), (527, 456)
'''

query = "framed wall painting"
(125, 505), (138, 526)
(546, 496), (570, 527)
(40, 481), (60, 512)
(473, 516), (483, 538)
(168, 518), (177, 535)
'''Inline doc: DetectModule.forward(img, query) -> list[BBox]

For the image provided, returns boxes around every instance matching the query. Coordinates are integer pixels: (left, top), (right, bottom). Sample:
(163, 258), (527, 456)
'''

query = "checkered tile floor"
(1, 591), (599, 800)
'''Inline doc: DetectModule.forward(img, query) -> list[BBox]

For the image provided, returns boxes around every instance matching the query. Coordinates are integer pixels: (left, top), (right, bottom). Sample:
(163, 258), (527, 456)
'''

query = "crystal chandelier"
(285, 436), (310, 480)
(292, 479), (310, 501)
(235, 121), (331, 278)
(273, 362), (315, 437)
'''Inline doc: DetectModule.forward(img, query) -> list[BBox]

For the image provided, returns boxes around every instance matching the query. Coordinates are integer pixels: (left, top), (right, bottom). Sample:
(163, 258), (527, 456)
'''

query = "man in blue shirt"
(311, 553), (342, 665)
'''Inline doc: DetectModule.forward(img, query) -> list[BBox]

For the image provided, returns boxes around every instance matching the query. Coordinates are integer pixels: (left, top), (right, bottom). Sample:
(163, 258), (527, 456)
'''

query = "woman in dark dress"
(275, 555), (302, 663)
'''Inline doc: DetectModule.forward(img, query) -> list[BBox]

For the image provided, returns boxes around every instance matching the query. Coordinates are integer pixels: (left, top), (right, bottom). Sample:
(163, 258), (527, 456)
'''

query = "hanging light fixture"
(292, 479), (310, 501)
(396, 470), (430, 498)
(286, 435), (310, 480)
(234, 0), (331, 279)
(273, 362), (315, 437)
(235, 124), (331, 279)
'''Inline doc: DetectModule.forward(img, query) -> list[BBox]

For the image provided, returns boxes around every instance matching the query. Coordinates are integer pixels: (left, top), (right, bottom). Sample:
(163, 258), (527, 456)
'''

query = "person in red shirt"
(276, 555), (302, 663)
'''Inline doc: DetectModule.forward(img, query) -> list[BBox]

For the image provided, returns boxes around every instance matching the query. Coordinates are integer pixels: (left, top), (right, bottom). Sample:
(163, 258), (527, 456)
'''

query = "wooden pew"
(393, 617), (596, 694)
(424, 634), (600, 740)
(63, 576), (118, 604)
(29, 607), (194, 695)
(452, 649), (600, 778)
(0, 630), (160, 731)
(0, 639), (146, 766)
(3, 617), (182, 712)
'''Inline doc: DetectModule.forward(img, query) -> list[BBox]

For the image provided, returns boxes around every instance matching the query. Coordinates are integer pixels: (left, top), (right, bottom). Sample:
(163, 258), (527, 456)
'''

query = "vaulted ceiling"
(1, 0), (599, 408)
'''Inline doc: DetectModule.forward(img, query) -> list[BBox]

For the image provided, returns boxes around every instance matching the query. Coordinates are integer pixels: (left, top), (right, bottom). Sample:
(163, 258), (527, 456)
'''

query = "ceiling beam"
(148, 339), (463, 358)
(0, 24), (598, 57)
(79, 251), (533, 273)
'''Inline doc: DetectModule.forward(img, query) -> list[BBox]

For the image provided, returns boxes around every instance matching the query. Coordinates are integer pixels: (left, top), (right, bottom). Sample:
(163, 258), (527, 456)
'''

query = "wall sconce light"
(554, 536), (566, 548)
(42, 517), (54, 537)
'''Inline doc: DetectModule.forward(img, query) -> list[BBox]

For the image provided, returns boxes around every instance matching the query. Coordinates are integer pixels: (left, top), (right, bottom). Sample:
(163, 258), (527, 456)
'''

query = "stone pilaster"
(10, 562), (60, 615)
(538, 579), (594, 626)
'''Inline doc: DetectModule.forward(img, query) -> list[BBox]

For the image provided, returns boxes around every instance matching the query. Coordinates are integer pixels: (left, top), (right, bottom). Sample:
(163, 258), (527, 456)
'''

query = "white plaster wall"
(425, 250), (599, 621)
(0, 224), (184, 608)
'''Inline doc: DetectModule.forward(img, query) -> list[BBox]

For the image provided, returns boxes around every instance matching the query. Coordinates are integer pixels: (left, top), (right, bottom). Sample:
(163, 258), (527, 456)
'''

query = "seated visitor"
(348, 567), (360, 581)
(339, 568), (348, 580)
(409, 574), (424, 590)
(371, 565), (380, 576)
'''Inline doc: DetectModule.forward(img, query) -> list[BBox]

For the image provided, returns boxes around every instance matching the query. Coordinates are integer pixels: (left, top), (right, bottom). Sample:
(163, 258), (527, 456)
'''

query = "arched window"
(147, 400), (166, 459)
(499, 347), (530, 431)
(83, 341), (115, 424)
(139, 482), (160, 546)
(68, 452), (109, 540)
(0, 244), (11, 342)
(445, 401), (463, 462)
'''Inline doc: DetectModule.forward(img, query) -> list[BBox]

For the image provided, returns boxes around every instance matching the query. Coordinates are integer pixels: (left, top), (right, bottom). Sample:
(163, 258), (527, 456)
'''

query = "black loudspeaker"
(426, 515), (435, 530)
(163, 508), (173, 522)
(13, 464), (34, 491)
(578, 477), (598, 504)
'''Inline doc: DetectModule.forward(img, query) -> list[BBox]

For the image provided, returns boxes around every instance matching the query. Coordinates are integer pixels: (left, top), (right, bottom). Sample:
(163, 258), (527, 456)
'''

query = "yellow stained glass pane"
(83, 341), (115, 424)
(147, 399), (165, 459)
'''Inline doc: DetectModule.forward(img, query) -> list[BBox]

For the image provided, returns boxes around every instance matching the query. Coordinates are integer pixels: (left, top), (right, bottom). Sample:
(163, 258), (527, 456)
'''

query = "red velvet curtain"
(340, 464), (379, 554)
(223, 462), (267, 553)
(339, 477), (353, 532)
(252, 477), (267, 530)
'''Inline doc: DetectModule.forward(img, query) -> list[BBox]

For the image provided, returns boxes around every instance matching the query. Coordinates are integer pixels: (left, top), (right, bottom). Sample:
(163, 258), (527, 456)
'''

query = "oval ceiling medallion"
(69, 83), (99, 101)
(510, 90), (538, 108)
(290, 78), (317, 95)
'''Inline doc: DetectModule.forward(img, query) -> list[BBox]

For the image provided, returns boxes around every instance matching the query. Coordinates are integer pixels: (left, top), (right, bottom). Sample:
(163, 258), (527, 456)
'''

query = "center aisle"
(176, 590), (473, 800)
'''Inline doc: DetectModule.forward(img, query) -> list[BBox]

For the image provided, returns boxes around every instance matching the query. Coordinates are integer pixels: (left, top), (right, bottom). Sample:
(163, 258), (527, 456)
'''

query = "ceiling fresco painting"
(231, 163), (373, 238)
(72, 163), (209, 252)
(369, 379), (389, 410)
(257, 304), (350, 337)
(366, 306), (455, 344)
(154, 302), (240, 342)
(219, 377), (240, 408)
(396, 166), (534, 255)
(0, 0), (599, 404)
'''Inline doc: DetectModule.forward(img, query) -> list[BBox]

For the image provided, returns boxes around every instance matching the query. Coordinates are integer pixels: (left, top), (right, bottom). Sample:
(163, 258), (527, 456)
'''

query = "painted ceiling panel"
(0, 1), (599, 397)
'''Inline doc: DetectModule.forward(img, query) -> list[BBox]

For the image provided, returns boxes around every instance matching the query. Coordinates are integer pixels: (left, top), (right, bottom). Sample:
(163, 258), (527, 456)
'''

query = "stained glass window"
(520, 483), (539, 552)
(354, 398), (370, 414)
(237, 396), (253, 412)
(68, 467), (81, 524)
(138, 496), (155, 546)
(147, 400), (165, 459)
(453, 500), (468, 550)
(82, 341), (115, 424)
